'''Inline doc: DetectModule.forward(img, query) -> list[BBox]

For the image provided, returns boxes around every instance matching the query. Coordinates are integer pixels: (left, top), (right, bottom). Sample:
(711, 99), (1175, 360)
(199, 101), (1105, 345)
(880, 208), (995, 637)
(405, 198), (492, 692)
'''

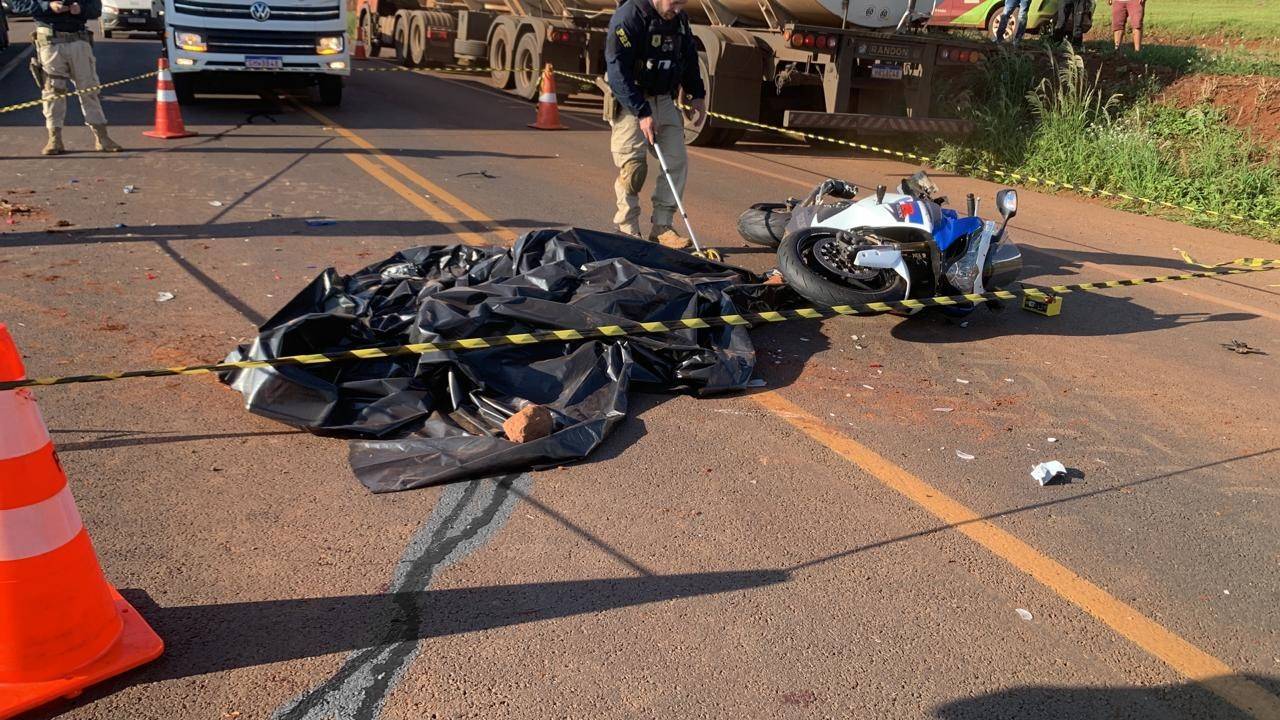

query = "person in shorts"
(1109, 0), (1144, 52)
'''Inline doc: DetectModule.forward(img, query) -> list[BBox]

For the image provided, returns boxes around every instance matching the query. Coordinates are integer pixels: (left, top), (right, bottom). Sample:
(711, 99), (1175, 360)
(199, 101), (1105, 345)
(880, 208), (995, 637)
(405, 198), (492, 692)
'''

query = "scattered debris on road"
(123, 185), (137, 194)
(502, 404), (554, 443)
(305, 218), (337, 227)
(1015, 608), (1033, 621)
(1221, 340), (1264, 355)
(1031, 460), (1068, 486)
(956, 450), (975, 460)
(155, 291), (175, 302)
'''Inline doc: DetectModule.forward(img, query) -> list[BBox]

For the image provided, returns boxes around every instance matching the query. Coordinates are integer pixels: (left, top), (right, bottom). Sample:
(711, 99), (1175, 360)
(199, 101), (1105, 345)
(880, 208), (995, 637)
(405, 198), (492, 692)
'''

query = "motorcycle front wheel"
(777, 229), (909, 308)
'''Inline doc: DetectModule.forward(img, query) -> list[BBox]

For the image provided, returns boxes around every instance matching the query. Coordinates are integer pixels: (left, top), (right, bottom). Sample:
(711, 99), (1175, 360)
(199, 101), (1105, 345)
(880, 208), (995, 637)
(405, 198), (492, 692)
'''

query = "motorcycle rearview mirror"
(875, 185), (886, 204)
(996, 189), (1017, 220)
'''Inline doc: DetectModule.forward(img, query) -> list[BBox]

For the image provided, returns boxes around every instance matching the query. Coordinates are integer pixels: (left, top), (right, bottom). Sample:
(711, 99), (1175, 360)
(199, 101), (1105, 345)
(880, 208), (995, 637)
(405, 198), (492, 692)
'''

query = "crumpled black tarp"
(223, 228), (794, 492)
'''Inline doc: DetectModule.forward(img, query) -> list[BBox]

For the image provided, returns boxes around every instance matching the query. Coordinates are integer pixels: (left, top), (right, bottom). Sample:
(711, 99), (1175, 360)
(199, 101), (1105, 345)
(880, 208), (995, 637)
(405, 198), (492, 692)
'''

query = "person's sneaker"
(617, 222), (642, 238)
(648, 225), (691, 250)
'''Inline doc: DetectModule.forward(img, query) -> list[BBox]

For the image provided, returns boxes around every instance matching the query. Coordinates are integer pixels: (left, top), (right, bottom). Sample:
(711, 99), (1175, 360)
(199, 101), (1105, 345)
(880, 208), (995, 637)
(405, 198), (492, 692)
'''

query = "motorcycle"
(737, 172), (1023, 313)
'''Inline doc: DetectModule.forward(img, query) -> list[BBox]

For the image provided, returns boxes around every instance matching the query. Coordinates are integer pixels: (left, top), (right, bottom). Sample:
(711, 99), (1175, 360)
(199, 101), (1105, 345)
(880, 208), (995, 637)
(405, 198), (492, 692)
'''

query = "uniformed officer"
(16, 0), (122, 155)
(605, 0), (705, 249)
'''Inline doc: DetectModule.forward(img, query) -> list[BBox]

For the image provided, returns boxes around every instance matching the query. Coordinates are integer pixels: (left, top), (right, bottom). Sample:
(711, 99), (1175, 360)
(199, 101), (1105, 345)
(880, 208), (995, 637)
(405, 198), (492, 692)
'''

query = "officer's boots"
(90, 124), (123, 153)
(42, 128), (64, 156)
(649, 225), (692, 250)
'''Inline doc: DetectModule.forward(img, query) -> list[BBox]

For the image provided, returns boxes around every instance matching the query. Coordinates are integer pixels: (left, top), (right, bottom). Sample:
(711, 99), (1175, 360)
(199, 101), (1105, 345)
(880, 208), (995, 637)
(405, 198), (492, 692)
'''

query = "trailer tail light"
(427, 28), (449, 41)
(547, 28), (579, 43)
(969, 51), (983, 63)
(826, 35), (839, 49)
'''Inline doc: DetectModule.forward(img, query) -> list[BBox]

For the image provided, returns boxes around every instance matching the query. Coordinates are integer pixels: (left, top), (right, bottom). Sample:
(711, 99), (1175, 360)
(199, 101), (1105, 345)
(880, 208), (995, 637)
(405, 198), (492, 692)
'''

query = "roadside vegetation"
(932, 47), (1280, 239)
(1086, 42), (1280, 78)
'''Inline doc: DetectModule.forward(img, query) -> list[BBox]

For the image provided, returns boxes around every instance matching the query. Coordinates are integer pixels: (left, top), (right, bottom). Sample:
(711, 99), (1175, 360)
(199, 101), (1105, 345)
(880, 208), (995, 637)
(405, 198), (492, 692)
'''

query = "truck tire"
(318, 76), (343, 106)
(489, 24), (514, 88)
(408, 12), (427, 67)
(393, 11), (409, 64)
(172, 73), (196, 104)
(683, 54), (745, 147)
(361, 10), (381, 57)
(777, 228), (908, 308)
(512, 31), (542, 101)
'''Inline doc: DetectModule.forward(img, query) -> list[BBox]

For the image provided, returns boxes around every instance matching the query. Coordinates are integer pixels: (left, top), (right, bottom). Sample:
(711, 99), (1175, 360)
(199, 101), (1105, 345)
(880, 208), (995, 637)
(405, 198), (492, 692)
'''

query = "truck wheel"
(392, 12), (408, 65)
(362, 10), (381, 56)
(173, 73), (196, 104)
(683, 54), (743, 147)
(488, 24), (514, 88)
(511, 32), (542, 100)
(408, 12), (427, 67)
(987, 7), (1015, 42)
(318, 76), (343, 106)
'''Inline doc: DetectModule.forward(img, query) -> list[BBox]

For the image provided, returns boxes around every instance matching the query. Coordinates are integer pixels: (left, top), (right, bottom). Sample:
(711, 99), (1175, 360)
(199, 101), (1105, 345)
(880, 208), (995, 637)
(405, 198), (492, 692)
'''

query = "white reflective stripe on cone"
(157, 89), (178, 103)
(0, 389), (51, 461)
(159, 69), (172, 82)
(539, 93), (556, 104)
(0, 485), (83, 561)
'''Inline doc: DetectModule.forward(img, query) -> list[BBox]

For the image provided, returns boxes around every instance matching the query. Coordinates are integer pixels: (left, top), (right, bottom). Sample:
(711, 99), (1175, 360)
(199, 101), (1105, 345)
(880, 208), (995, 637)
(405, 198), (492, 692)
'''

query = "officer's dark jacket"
(605, 0), (705, 118)
(12, 0), (100, 32)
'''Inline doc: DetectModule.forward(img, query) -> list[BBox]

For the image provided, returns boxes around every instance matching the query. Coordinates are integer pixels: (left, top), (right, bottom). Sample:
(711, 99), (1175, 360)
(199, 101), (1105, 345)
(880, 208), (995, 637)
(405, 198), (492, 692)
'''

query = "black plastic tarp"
(223, 228), (792, 492)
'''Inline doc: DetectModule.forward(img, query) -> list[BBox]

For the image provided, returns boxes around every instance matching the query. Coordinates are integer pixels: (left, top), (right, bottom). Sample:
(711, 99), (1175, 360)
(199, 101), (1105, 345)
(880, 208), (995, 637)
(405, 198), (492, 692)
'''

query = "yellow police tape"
(0, 70), (158, 114)
(2, 256), (1276, 392)
(353, 60), (1275, 232)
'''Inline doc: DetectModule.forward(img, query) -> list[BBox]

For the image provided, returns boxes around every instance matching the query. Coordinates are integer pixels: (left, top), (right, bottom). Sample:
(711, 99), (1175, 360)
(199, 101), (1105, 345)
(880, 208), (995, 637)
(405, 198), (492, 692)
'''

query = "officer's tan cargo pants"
(609, 94), (687, 231)
(38, 36), (107, 130)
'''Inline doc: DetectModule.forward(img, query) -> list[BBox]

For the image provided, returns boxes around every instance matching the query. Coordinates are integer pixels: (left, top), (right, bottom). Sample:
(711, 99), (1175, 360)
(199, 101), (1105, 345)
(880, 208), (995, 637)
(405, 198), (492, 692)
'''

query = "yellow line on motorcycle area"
(752, 390), (1280, 720)
(298, 103), (517, 244)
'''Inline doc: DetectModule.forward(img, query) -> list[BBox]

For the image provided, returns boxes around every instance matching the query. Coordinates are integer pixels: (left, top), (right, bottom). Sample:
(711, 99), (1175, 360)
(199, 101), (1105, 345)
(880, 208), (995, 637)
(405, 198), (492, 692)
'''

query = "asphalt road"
(2, 32), (1279, 720)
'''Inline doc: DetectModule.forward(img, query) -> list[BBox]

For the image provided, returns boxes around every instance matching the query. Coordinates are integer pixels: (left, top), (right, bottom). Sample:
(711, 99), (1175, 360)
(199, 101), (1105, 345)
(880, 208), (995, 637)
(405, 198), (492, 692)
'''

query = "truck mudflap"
(783, 110), (973, 135)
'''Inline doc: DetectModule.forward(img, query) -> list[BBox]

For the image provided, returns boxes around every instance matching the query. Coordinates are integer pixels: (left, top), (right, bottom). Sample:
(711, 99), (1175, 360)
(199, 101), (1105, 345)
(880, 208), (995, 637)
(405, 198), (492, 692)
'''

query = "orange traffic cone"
(0, 324), (164, 719)
(143, 56), (196, 140)
(528, 64), (566, 131)
(352, 27), (368, 60)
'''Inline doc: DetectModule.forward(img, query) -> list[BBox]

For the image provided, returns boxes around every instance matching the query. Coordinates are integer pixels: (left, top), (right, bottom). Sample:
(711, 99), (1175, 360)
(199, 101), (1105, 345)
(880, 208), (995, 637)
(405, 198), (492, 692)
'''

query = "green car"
(928, 0), (1094, 42)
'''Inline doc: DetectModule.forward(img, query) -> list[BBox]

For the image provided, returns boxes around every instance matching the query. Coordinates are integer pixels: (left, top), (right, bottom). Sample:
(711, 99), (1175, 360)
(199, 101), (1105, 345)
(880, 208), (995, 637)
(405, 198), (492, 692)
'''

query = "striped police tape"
(0, 70), (158, 114)
(2, 257), (1276, 392)
(360, 60), (1275, 232)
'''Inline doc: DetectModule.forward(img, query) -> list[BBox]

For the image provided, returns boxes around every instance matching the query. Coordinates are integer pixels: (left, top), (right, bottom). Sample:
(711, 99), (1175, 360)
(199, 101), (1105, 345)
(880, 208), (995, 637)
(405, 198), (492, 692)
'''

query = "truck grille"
(185, 27), (331, 55)
(171, 0), (340, 21)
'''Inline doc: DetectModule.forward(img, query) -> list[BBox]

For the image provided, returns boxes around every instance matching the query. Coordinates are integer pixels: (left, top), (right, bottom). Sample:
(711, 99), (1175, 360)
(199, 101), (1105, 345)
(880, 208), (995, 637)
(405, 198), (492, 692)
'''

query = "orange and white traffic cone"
(528, 64), (566, 131)
(143, 56), (197, 140)
(0, 324), (164, 719)
(352, 27), (368, 60)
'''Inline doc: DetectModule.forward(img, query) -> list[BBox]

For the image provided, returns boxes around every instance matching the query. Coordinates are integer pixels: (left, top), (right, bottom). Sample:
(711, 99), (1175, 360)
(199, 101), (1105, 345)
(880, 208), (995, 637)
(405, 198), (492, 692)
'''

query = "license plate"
(246, 56), (283, 69)
(871, 63), (903, 80)
(126, 16), (147, 23)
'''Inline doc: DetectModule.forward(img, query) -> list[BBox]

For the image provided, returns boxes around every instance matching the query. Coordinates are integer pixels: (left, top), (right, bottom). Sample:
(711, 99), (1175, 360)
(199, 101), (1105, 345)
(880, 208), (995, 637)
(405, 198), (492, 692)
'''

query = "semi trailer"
(355, 0), (990, 146)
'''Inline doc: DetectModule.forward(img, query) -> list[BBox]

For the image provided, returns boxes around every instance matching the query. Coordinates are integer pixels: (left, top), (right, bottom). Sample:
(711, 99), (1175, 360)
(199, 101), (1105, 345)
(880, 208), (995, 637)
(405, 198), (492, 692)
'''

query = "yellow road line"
(312, 76), (1279, 716)
(298, 103), (518, 244)
(751, 390), (1280, 720)
(341, 152), (489, 245)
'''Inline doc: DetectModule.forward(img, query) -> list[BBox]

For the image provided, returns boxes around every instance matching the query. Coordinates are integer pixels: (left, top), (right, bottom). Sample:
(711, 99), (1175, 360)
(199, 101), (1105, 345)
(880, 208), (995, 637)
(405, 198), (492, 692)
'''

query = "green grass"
(934, 47), (1280, 239)
(1090, 0), (1280, 41)
(1084, 41), (1280, 77)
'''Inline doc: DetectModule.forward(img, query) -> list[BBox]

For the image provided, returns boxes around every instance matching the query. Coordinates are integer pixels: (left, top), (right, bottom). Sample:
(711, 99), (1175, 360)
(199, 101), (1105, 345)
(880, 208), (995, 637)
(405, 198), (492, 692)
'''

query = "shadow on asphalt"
(53, 428), (303, 452)
(933, 676), (1280, 720)
(787, 447), (1279, 574)
(111, 569), (788, 682)
(890, 245), (1260, 343)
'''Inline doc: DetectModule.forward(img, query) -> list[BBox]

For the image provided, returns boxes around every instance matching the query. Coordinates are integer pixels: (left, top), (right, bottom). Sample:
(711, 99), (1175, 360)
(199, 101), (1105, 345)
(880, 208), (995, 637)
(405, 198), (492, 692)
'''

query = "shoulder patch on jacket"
(614, 27), (631, 47)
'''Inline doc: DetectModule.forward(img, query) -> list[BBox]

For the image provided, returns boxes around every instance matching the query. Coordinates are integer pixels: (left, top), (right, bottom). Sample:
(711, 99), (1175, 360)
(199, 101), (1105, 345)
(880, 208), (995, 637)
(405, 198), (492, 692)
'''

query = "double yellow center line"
(300, 96), (1280, 720)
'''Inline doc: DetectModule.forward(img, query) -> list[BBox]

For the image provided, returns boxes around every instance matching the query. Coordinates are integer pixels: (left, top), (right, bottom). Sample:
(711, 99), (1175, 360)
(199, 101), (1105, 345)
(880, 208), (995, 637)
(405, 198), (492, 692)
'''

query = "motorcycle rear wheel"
(777, 229), (909, 308)
(736, 203), (791, 247)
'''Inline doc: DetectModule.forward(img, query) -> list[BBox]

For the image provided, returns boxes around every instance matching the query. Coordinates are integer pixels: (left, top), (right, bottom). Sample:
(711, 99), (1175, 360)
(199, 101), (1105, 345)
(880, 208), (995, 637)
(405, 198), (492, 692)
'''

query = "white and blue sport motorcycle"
(738, 172), (1023, 312)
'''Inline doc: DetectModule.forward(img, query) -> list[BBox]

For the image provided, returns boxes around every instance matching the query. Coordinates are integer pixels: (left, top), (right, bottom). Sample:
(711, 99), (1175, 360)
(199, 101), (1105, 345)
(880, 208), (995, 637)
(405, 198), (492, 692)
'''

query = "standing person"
(995, 0), (1032, 46)
(604, 0), (706, 249)
(16, 0), (122, 155)
(1109, 0), (1144, 51)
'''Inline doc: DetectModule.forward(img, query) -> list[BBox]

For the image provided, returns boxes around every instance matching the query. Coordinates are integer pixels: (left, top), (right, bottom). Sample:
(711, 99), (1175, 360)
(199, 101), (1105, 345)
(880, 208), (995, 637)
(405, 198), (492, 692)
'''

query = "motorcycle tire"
(777, 229), (909, 308)
(736, 203), (791, 247)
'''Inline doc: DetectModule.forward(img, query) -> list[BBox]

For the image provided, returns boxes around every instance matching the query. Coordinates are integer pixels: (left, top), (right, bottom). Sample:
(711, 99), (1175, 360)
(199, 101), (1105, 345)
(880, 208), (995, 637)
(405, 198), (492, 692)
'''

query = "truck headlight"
(175, 31), (206, 52)
(316, 35), (344, 55)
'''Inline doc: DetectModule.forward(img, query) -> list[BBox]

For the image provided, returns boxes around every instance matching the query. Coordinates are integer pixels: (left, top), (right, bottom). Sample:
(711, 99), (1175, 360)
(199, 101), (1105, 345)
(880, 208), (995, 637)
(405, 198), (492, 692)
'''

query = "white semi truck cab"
(164, 0), (350, 105)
